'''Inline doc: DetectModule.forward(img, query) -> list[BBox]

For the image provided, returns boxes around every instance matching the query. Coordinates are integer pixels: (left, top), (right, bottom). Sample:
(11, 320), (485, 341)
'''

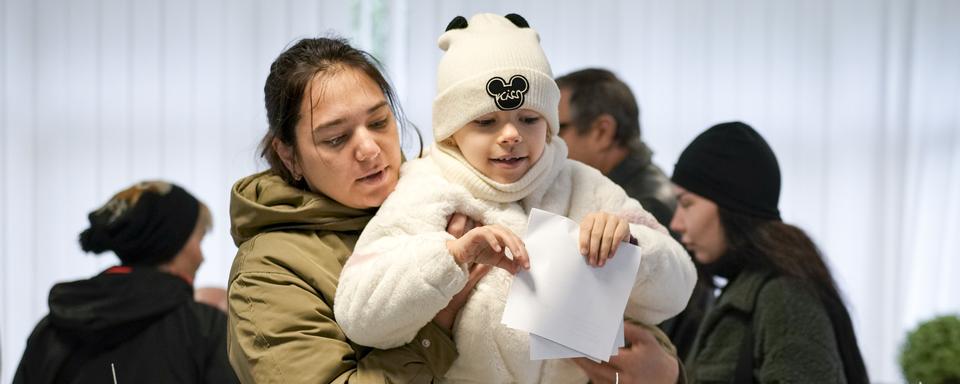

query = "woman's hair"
(718, 207), (869, 383)
(260, 37), (419, 187)
(718, 207), (839, 297)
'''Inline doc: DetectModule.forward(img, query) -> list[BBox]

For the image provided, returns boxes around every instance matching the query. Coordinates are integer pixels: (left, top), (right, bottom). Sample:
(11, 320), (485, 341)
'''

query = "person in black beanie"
(14, 181), (239, 384)
(671, 122), (869, 383)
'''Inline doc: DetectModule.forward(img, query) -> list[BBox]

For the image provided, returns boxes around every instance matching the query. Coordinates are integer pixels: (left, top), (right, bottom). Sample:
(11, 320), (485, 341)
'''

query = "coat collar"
(607, 141), (653, 186)
(716, 268), (777, 314)
(694, 268), (777, 346)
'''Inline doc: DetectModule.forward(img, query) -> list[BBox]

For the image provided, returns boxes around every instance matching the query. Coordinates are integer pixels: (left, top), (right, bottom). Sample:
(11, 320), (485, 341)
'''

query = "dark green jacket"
(684, 269), (848, 383)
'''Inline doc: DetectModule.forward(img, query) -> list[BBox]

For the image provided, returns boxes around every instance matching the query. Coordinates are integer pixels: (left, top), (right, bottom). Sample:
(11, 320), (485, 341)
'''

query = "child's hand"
(579, 212), (630, 267)
(446, 224), (530, 274)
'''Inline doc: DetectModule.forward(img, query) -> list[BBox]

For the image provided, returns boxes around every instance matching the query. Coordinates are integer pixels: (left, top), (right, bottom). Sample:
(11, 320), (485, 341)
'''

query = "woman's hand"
(446, 212), (479, 238)
(433, 263), (491, 332)
(579, 212), (631, 267)
(446, 224), (529, 274)
(572, 322), (680, 384)
(435, 213), (490, 332)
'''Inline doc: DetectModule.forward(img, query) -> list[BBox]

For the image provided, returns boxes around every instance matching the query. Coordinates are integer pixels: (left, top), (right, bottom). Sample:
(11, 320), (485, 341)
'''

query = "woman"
(670, 122), (869, 383)
(226, 37), (488, 383)
(15, 181), (236, 383)
(228, 36), (686, 384)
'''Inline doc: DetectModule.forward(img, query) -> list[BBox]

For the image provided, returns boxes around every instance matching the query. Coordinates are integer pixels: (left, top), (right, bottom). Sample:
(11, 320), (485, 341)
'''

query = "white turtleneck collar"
(430, 138), (568, 204)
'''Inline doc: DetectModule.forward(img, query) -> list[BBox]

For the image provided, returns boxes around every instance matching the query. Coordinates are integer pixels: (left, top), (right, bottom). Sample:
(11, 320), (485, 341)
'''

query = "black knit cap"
(79, 181), (200, 266)
(671, 122), (782, 220)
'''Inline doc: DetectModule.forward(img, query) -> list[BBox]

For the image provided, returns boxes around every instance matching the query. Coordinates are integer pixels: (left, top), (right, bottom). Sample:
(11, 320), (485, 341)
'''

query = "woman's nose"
(669, 211), (685, 233)
(355, 131), (381, 162)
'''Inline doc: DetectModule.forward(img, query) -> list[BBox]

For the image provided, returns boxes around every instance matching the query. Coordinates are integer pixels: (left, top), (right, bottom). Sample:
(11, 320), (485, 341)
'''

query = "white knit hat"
(432, 13), (560, 143)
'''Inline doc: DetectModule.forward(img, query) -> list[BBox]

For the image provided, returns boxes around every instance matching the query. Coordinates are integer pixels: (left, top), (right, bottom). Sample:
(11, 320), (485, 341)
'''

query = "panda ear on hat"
(504, 13), (529, 28)
(445, 15), (468, 31)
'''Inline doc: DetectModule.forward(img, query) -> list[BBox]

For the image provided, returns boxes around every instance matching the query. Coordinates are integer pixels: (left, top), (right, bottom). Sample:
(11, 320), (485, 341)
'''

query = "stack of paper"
(501, 209), (643, 362)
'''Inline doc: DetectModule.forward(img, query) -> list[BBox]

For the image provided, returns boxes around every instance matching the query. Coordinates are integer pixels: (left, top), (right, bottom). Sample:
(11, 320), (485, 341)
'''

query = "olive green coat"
(227, 172), (457, 383)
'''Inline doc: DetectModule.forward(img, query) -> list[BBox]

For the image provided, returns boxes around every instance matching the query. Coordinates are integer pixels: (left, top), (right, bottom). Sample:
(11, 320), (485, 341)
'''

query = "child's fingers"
(599, 216), (619, 266)
(474, 226), (519, 273)
(512, 239), (530, 270)
(615, 219), (630, 246)
(579, 213), (595, 258)
(508, 230), (530, 270)
(490, 225), (528, 270)
(477, 228), (502, 256)
(610, 218), (629, 259)
(589, 214), (605, 266)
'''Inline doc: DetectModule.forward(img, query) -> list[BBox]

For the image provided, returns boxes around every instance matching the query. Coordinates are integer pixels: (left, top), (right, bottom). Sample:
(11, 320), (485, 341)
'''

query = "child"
(335, 13), (696, 383)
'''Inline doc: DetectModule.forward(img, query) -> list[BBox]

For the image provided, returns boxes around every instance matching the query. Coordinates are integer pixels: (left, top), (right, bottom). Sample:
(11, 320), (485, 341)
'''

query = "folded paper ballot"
(501, 209), (643, 362)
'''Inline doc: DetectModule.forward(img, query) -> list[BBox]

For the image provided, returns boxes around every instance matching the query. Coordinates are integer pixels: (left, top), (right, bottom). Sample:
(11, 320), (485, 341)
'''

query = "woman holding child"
(227, 13), (693, 384)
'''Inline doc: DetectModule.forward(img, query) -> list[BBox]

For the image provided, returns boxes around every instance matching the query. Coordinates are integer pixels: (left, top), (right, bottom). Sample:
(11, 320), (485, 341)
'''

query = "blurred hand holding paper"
(501, 208), (642, 361)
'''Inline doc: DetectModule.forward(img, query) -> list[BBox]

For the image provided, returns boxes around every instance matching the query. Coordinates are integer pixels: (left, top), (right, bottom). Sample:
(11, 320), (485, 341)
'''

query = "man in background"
(556, 68), (711, 359)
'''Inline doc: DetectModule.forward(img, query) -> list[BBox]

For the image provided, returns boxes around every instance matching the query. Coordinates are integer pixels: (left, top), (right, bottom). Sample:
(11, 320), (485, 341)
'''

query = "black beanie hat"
(79, 181), (200, 266)
(671, 122), (782, 220)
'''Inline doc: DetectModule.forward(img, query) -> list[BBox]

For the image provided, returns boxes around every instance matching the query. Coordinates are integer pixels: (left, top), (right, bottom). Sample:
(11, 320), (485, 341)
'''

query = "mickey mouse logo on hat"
(486, 75), (528, 111)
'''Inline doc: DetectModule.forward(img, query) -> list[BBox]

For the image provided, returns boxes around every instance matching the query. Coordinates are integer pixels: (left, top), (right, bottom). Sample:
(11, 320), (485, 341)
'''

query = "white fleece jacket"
(335, 141), (696, 384)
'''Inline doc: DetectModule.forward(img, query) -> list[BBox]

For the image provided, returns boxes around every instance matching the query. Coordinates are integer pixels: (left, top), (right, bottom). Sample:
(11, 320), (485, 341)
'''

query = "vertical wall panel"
(704, 0), (739, 124)
(821, 6), (885, 371)
(937, 0), (960, 315)
(791, 0), (830, 241)
(2, 0), (37, 380)
(130, 0), (163, 178)
(734, 0), (768, 124)
(642, 0), (680, 150)
(877, 0), (914, 380)
(318, 0), (351, 36)
(769, 0), (803, 221)
(161, 0), (195, 185)
(98, 0), (133, 233)
(222, 0), (261, 190)
(63, 0), (103, 281)
(193, 0), (229, 287)
(287, 0), (323, 39)
(398, 0), (439, 138)
(33, 0), (69, 322)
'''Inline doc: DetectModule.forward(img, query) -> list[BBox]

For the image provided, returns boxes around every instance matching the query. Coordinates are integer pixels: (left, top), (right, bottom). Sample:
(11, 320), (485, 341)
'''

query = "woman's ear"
(273, 137), (302, 179)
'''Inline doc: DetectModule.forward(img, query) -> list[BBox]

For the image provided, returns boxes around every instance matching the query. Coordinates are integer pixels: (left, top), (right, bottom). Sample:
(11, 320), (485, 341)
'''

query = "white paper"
(502, 209), (642, 361)
(529, 320), (625, 361)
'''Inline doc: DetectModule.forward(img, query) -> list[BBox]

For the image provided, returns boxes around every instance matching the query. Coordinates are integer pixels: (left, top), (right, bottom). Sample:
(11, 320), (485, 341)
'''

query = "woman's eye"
(324, 135), (347, 147)
(369, 119), (388, 129)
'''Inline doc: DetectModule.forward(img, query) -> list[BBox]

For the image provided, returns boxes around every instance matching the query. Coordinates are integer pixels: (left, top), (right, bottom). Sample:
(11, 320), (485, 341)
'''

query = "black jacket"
(607, 142), (676, 227)
(14, 267), (238, 384)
